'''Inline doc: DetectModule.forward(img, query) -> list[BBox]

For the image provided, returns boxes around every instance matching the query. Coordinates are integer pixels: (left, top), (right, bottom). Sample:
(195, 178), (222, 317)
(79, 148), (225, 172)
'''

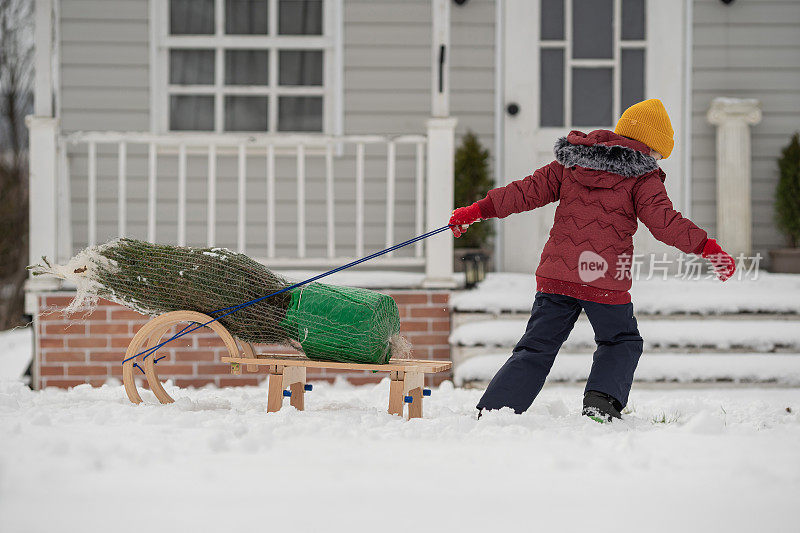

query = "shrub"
(775, 132), (800, 248)
(454, 131), (494, 249)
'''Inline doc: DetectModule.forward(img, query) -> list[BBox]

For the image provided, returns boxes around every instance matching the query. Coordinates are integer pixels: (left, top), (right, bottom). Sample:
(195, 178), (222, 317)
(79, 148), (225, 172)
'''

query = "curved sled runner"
(122, 310), (451, 419)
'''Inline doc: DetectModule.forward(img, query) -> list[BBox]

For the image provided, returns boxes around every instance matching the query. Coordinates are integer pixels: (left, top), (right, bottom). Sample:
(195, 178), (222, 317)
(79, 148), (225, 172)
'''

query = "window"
(539, 0), (646, 128)
(155, 0), (340, 133)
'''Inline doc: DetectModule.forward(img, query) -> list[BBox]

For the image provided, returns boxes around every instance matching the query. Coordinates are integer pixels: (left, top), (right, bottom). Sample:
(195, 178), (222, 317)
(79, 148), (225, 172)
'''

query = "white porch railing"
(66, 132), (429, 267)
(27, 120), (456, 286)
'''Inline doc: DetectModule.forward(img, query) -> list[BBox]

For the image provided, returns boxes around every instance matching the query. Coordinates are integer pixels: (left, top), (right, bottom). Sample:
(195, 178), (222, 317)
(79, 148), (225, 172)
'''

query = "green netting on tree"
(29, 238), (408, 364)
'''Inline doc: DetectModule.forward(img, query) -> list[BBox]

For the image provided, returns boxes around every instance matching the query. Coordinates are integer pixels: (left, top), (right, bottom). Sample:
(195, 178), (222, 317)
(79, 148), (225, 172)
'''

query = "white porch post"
(707, 98), (762, 258)
(25, 0), (60, 315)
(431, 0), (450, 118)
(423, 0), (456, 288)
(33, 0), (54, 117)
(25, 117), (60, 311)
(424, 118), (458, 288)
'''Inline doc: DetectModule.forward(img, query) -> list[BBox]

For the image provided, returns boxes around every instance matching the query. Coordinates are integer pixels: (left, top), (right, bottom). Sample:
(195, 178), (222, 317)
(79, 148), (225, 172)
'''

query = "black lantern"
(461, 252), (488, 289)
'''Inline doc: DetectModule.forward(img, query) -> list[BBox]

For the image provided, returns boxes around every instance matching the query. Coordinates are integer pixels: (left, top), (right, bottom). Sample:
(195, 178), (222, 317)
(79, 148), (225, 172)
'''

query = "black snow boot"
(582, 390), (623, 423)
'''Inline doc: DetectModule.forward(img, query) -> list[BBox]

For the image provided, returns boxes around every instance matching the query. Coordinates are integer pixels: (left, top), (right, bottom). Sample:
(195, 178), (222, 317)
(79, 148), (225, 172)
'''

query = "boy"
(450, 99), (735, 422)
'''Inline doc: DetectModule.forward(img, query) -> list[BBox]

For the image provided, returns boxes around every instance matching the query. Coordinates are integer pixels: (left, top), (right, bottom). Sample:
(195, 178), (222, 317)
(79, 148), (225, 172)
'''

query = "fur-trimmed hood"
(554, 130), (662, 187)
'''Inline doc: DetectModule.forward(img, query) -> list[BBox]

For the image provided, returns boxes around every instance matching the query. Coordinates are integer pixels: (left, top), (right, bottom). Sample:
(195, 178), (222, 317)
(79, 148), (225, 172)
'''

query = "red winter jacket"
(477, 130), (708, 304)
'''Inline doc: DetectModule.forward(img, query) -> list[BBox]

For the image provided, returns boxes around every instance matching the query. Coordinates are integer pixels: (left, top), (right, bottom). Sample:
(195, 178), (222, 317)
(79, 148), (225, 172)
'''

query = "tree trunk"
(0, 0), (33, 329)
(0, 261), (27, 328)
(0, 163), (28, 329)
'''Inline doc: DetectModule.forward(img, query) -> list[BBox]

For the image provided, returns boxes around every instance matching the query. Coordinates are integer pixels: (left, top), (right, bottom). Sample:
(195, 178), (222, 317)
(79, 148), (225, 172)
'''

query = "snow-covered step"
(450, 318), (800, 352)
(451, 273), (800, 315)
(454, 352), (800, 387)
(452, 311), (800, 330)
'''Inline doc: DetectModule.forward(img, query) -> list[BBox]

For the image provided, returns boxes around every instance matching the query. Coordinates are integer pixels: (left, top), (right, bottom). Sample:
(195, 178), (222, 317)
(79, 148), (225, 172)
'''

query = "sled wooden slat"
(122, 310), (452, 420)
(220, 354), (451, 374)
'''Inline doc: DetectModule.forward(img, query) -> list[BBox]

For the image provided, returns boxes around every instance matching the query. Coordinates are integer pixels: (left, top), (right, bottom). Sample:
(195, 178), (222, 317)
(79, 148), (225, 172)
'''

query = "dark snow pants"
(476, 291), (643, 414)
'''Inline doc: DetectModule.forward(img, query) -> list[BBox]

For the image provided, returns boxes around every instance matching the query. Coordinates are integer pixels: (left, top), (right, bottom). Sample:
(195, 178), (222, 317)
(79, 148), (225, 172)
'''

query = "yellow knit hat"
(614, 99), (674, 159)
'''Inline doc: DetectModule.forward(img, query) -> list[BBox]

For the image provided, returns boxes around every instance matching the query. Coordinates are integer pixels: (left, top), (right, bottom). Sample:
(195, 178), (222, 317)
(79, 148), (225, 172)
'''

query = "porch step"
(450, 273), (800, 316)
(449, 317), (800, 353)
(454, 352), (800, 387)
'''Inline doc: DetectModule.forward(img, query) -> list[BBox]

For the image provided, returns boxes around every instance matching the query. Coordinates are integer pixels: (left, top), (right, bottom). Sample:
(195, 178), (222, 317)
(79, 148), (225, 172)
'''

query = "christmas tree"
(30, 239), (406, 364)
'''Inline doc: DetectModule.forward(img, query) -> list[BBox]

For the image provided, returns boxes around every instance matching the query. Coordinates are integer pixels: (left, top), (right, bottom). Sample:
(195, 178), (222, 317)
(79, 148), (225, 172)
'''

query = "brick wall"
(34, 291), (451, 390)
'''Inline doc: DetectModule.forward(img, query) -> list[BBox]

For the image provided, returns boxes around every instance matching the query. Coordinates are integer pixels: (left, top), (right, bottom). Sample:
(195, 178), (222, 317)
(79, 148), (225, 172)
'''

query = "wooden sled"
(122, 310), (452, 420)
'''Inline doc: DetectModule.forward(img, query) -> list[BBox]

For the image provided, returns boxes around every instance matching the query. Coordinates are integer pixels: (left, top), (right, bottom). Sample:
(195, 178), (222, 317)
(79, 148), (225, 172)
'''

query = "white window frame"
(539, 0), (647, 131)
(149, 0), (343, 135)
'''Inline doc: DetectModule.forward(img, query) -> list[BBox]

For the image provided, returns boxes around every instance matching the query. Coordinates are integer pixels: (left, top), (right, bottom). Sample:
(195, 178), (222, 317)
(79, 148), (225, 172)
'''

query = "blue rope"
(122, 224), (453, 366)
(140, 322), (196, 363)
(141, 320), (197, 365)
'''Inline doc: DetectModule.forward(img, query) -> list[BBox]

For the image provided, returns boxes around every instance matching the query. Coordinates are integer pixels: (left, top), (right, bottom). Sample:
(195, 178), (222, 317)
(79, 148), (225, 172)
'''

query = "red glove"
(701, 239), (736, 281)
(449, 203), (482, 238)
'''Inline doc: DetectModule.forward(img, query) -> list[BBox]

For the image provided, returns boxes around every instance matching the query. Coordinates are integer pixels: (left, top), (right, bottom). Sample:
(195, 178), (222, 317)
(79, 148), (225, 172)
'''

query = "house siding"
(691, 0), (800, 263)
(56, 0), (495, 260)
(51, 0), (798, 266)
(344, 0), (495, 142)
(59, 0), (150, 131)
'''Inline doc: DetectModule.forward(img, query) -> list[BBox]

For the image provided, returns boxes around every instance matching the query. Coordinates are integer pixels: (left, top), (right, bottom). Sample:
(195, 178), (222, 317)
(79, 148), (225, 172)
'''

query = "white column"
(25, 116), (61, 313)
(707, 98), (762, 258)
(33, 0), (54, 117)
(424, 117), (458, 288)
(431, 0), (450, 118)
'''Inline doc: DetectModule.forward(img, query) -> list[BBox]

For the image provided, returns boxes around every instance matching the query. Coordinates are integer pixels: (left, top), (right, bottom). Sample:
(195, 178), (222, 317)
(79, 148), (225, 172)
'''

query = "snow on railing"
(61, 131), (428, 268)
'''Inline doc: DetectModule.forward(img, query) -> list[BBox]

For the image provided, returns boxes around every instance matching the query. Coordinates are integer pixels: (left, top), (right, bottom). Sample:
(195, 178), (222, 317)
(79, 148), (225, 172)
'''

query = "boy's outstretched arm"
(633, 171), (736, 281)
(449, 161), (564, 237)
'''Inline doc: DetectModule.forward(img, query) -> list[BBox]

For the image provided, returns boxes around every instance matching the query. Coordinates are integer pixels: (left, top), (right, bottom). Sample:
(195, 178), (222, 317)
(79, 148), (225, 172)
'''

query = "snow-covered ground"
(0, 327), (31, 382)
(450, 272), (800, 314)
(0, 378), (798, 532)
(4, 270), (799, 531)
